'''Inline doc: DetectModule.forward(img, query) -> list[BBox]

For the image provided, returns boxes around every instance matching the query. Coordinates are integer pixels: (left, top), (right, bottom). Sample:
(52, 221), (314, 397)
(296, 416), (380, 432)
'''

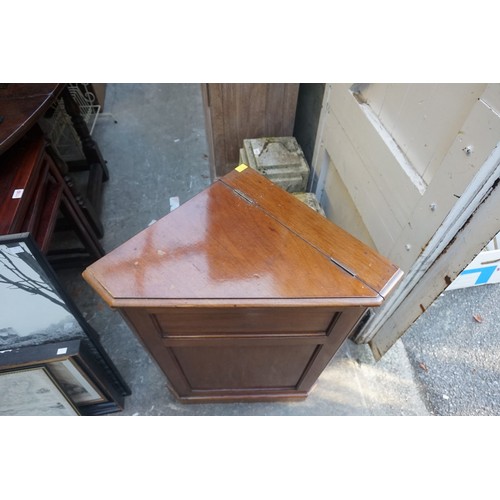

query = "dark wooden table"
(0, 83), (64, 154)
(0, 83), (107, 266)
(83, 166), (403, 403)
(0, 126), (105, 266)
(0, 83), (108, 239)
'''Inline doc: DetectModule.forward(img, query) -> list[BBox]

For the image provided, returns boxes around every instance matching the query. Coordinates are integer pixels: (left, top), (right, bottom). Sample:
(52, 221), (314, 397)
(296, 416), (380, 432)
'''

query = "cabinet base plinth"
(167, 385), (312, 404)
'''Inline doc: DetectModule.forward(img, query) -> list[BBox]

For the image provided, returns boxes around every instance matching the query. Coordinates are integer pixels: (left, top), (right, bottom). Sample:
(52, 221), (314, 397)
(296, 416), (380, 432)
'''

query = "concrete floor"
(403, 284), (500, 415)
(55, 83), (499, 416)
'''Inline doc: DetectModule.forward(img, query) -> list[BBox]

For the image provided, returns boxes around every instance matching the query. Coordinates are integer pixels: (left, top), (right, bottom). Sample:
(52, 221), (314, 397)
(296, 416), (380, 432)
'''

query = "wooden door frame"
(310, 83), (500, 359)
(356, 143), (500, 358)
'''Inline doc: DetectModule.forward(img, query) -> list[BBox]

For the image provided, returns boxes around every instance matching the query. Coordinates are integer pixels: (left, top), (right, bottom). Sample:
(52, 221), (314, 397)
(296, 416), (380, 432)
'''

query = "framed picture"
(0, 233), (131, 415)
(0, 367), (79, 416)
(48, 357), (105, 406)
(0, 234), (84, 349)
(0, 339), (124, 416)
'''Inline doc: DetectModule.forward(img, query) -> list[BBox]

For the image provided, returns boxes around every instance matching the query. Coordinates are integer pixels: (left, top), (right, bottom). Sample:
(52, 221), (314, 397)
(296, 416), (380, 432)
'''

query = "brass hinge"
(329, 257), (356, 277)
(233, 189), (255, 205)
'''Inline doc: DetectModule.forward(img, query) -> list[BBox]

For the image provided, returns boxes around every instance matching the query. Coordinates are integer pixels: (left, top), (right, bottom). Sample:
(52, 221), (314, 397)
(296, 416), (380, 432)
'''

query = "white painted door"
(311, 83), (500, 357)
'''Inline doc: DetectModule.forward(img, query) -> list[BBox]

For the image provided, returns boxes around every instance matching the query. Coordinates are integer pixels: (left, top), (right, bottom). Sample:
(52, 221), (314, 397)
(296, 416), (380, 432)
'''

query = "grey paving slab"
(403, 284), (500, 415)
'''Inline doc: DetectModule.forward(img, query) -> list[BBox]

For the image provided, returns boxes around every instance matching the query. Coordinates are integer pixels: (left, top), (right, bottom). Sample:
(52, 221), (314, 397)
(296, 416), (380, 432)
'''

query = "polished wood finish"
(0, 83), (64, 155)
(83, 167), (403, 403)
(203, 84), (300, 178)
(0, 130), (47, 234)
(0, 83), (107, 239)
(0, 127), (104, 266)
(221, 168), (402, 298)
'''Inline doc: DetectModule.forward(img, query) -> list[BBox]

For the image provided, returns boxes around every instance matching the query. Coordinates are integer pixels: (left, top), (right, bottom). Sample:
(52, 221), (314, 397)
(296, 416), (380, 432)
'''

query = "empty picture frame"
(0, 232), (130, 415)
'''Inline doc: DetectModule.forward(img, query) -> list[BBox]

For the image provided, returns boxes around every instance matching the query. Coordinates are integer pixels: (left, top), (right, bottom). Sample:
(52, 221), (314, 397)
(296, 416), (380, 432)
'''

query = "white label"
(253, 148), (260, 156)
(12, 189), (24, 199)
(56, 347), (68, 355)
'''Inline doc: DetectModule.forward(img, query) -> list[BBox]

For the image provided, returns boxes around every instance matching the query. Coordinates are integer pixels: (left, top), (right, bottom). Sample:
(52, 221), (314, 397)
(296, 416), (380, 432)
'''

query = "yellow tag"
(235, 164), (248, 172)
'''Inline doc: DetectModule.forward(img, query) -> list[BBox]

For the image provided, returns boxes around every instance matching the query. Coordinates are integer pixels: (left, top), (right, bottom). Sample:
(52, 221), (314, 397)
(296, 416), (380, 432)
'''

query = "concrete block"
(292, 192), (326, 217)
(242, 137), (309, 192)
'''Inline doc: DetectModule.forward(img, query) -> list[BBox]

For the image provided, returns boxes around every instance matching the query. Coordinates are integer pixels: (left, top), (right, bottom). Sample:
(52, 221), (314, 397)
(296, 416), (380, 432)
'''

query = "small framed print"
(0, 339), (124, 416)
(47, 358), (105, 406)
(0, 367), (79, 416)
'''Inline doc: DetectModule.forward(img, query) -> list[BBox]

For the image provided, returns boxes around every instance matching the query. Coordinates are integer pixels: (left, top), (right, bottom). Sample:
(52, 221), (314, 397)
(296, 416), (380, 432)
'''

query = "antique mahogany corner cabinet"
(83, 166), (403, 403)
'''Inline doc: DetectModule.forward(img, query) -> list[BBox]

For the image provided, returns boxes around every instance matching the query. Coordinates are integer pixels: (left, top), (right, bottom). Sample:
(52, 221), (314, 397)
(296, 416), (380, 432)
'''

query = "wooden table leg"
(47, 158), (105, 268)
(58, 85), (109, 240)
(60, 86), (109, 181)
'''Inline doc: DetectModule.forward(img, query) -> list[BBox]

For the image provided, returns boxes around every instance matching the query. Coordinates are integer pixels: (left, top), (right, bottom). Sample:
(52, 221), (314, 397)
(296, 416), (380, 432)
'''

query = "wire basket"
(67, 84), (100, 135)
(39, 84), (101, 162)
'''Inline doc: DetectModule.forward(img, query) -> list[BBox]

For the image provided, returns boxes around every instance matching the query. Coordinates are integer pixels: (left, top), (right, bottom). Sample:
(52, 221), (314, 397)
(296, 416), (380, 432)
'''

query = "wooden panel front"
(152, 307), (339, 337)
(120, 306), (367, 403)
(171, 344), (318, 390)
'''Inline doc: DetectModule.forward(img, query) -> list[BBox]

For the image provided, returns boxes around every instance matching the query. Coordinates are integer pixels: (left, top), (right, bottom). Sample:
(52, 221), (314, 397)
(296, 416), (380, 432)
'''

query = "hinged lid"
(83, 166), (402, 307)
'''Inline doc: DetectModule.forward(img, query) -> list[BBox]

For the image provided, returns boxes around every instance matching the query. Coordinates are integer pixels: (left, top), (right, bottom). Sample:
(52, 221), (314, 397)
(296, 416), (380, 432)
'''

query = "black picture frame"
(0, 232), (130, 415)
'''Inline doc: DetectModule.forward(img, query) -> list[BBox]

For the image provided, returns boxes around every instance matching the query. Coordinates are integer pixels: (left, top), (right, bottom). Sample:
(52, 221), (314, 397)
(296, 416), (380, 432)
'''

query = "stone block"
(242, 136), (309, 192)
(292, 192), (326, 217)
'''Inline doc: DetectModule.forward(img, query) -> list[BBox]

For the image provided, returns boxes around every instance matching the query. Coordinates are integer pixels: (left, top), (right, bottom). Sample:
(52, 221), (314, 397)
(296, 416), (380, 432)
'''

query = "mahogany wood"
(0, 131), (47, 234)
(0, 83), (64, 154)
(83, 166), (403, 403)
(220, 168), (401, 297)
(153, 307), (339, 337)
(21, 158), (50, 234)
(0, 127), (104, 267)
(0, 83), (107, 239)
(35, 172), (62, 253)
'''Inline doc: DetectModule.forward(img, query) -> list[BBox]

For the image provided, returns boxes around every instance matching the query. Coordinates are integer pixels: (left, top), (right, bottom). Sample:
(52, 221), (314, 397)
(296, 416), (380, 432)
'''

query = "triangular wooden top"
(83, 166), (402, 307)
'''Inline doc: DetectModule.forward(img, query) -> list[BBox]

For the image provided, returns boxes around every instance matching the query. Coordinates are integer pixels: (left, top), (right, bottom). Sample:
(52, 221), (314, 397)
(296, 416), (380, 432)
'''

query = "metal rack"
(67, 84), (100, 135)
(39, 84), (100, 162)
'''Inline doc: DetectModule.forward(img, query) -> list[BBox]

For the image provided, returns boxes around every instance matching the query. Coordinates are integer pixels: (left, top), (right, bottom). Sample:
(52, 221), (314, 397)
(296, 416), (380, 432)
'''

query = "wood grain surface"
(83, 167), (402, 307)
(0, 83), (64, 154)
(203, 84), (299, 178)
